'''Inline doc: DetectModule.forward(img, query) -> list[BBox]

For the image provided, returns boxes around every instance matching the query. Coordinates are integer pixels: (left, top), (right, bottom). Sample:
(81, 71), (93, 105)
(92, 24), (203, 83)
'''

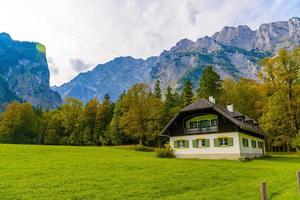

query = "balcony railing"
(184, 126), (218, 134)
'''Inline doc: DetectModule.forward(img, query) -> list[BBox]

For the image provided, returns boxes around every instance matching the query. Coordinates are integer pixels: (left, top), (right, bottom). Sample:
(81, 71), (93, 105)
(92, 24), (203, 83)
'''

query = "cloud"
(70, 59), (91, 72)
(0, 0), (299, 86)
(47, 57), (59, 75)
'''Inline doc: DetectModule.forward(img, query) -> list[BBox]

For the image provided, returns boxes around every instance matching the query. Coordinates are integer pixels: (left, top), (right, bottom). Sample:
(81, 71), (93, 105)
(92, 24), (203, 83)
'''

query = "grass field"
(0, 144), (299, 200)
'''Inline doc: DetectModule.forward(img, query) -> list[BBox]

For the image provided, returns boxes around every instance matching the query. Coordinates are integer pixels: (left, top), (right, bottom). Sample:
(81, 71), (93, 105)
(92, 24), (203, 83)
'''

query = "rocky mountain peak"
(54, 17), (300, 103)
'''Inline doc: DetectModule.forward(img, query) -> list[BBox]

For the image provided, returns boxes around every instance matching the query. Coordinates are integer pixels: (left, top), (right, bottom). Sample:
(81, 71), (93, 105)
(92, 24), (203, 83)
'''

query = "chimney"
(208, 96), (215, 103)
(227, 103), (234, 112)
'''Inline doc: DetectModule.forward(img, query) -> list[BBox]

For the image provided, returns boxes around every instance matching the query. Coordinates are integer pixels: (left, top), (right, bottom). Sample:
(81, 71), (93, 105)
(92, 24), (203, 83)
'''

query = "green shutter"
(192, 140), (198, 148)
(205, 139), (210, 147)
(214, 138), (219, 147)
(184, 140), (189, 148)
(228, 137), (234, 146)
(174, 141), (178, 148)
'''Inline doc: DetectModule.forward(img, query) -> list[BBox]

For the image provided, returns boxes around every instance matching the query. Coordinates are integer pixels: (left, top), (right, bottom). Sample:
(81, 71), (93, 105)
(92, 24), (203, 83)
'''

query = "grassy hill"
(0, 144), (299, 200)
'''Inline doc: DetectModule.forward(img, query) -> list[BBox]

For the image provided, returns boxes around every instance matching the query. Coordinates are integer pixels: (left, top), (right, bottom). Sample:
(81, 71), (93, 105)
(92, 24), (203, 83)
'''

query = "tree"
(197, 66), (222, 99)
(60, 98), (84, 145)
(163, 86), (181, 122)
(0, 102), (37, 144)
(82, 99), (99, 145)
(94, 94), (114, 145)
(219, 78), (267, 120)
(107, 94), (126, 145)
(153, 80), (162, 99)
(118, 84), (164, 145)
(0, 102), (20, 143)
(260, 47), (300, 134)
(259, 93), (294, 151)
(181, 80), (193, 107)
(44, 111), (65, 144)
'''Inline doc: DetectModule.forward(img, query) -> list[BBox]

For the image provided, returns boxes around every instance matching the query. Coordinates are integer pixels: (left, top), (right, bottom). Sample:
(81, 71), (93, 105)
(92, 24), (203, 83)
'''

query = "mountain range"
(54, 17), (300, 102)
(0, 33), (62, 109)
(0, 17), (300, 107)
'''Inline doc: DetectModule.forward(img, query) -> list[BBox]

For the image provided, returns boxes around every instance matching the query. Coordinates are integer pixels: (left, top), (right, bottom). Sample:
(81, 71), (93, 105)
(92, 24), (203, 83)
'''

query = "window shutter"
(205, 139), (210, 147)
(184, 140), (189, 148)
(214, 138), (219, 147)
(174, 141), (178, 148)
(192, 140), (198, 148)
(228, 138), (234, 146)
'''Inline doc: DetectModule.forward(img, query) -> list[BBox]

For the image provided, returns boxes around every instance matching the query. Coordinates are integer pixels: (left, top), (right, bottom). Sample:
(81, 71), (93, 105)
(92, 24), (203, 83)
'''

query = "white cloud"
(0, 0), (299, 86)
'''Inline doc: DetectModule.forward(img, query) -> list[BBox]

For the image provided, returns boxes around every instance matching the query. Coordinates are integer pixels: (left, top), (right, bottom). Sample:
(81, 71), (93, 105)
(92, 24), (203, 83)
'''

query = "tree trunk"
(139, 138), (143, 145)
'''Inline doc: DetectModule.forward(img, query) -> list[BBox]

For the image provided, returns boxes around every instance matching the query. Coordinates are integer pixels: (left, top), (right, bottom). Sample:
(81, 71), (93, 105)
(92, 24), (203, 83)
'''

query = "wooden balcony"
(184, 126), (218, 134)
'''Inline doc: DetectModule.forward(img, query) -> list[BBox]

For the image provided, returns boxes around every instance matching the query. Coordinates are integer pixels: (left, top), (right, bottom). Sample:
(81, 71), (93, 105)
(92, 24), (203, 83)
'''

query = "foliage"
(156, 144), (175, 158)
(117, 84), (164, 145)
(291, 133), (300, 151)
(153, 80), (162, 99)
(181, 80), (193, 107)
(0, 48), (298, 151)
(197, 65), (222, 99)
(219, 78), (268, 120)
(0, 102), (37, 143)
(259, 47), (300, 149)
(134, 144), (154, 152)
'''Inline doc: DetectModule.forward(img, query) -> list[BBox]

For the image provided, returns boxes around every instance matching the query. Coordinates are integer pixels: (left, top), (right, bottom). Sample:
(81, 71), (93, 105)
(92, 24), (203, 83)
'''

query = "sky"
(0, 0), (299, 86)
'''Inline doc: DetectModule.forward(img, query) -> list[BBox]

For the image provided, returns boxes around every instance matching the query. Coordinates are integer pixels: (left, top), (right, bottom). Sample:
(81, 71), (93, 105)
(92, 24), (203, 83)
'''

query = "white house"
(160, 97), (266, 160)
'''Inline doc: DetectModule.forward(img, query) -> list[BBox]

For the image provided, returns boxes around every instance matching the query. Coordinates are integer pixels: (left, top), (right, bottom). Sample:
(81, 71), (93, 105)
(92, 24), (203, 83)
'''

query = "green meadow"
(0, 144), (299, 200)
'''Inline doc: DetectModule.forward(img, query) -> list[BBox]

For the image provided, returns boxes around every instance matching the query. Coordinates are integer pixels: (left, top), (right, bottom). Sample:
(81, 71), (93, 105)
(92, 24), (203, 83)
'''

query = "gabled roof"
(160, 98), (263, 136)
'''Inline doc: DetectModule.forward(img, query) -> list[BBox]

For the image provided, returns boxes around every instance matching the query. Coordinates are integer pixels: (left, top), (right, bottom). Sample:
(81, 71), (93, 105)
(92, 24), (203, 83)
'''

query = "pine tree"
(181, 80), (193, 107)
(153, 80), (162, 99)
(197, 66), (222, 99)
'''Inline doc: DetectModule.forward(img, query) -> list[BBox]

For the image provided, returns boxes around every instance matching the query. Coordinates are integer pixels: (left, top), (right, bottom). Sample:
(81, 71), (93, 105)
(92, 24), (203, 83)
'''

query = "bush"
(134, 145), (154, 152)
(156, 144), (175, 158)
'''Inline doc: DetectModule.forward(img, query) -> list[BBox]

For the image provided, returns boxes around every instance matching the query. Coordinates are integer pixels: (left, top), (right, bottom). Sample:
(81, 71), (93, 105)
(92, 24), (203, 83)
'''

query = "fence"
(260, 171), (300, 200)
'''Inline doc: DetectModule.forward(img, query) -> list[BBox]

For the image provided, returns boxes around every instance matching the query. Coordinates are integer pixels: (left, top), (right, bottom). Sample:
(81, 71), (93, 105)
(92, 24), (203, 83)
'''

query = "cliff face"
(55, 17), (300, 102)
(0, 33), (62, 109)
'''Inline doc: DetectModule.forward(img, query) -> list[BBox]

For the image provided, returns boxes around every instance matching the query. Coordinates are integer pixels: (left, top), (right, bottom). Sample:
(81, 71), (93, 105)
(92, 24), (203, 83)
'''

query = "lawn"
(0, 144), (299, 200)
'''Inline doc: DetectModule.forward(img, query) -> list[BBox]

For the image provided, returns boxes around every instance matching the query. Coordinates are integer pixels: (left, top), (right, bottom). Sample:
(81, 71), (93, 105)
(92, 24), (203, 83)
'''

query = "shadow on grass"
(258, 155), (300, 164)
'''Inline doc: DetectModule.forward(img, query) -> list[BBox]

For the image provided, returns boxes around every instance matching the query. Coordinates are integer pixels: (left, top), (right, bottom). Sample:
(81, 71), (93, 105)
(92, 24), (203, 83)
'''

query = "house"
(160, 97), (265, 159)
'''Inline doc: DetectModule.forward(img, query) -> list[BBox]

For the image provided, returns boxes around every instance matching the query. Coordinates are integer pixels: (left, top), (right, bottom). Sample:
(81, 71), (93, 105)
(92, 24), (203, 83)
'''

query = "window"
(242, 138), (249, 147)
(251, 140), (257, 148)
(199, 120), (210, 128)
(214, 137), (234, 147)
(258, 141), (263, 149)
(201, 139), (206, 147)
(174, 140), (189, 148)
(220, 138), (228, 146)
(190, 122), (197, 128)
(192, 139), (210, 148)
(211, 119), (218, 126)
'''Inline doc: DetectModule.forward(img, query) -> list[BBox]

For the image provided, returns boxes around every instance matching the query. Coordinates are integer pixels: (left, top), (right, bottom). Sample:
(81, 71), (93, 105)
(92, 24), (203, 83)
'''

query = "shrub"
(156, 144), (175, 158)
(134, 145), (154, 152)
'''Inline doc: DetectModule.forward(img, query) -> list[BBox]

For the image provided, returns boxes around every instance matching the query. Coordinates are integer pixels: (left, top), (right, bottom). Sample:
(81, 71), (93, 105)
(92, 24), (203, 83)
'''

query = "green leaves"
(197, 66), (222, 99)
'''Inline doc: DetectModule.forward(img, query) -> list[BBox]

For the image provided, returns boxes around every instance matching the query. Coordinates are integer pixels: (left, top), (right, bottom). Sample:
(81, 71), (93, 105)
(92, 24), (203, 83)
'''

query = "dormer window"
(190, 122), (197, 128)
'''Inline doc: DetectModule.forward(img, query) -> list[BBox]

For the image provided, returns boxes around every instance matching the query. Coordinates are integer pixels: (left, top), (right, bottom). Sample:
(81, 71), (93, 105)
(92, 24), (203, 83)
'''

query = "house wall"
(170, 132), (241, 160)
(238, 132), (265, 158)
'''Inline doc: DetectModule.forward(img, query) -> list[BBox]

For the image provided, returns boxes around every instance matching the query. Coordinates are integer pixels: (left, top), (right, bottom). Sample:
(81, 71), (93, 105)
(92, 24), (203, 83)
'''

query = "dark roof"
(161, 98), (263, 136)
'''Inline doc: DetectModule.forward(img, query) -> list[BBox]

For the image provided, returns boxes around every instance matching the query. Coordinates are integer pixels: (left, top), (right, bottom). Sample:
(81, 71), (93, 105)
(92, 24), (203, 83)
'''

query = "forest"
(0, 47), (299, 152)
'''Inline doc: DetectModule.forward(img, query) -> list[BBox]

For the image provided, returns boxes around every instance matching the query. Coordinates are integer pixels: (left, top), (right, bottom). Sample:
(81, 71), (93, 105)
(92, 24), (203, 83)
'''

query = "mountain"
(55, 17), (300, 102)
(55, 56), (156, 102)
(0, 33), (62, 109)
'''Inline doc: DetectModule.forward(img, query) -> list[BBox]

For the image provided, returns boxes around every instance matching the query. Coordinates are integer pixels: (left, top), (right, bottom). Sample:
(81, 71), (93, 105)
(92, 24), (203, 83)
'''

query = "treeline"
(0, 48), (299, 151)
